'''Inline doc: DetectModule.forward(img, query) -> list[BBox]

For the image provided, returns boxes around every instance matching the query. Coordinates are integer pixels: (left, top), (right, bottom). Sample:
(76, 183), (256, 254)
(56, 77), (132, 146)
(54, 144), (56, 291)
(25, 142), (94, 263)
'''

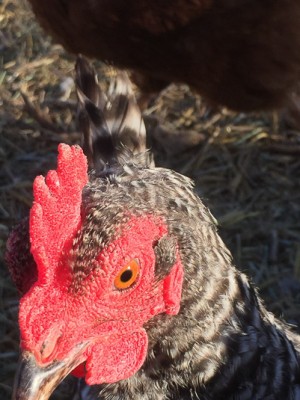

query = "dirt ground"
(1, 0), (300, 399)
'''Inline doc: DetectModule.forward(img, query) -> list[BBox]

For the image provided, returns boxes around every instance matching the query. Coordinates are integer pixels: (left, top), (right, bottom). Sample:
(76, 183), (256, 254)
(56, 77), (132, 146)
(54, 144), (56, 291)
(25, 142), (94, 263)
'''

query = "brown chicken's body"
(28, 0), (300, 111)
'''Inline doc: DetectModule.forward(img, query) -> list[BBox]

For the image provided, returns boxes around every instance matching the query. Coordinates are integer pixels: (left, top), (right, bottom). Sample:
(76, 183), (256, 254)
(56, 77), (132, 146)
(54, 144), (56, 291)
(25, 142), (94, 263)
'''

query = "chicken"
(26, 0), (300, 113)
(7, 57), (300, 400)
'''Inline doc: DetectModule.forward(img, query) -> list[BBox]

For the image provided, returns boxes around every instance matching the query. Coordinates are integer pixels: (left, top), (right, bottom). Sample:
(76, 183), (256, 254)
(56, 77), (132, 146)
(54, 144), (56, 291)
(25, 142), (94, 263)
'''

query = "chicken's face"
(20, 215), (183, 384)
(12, 144), (183, 399)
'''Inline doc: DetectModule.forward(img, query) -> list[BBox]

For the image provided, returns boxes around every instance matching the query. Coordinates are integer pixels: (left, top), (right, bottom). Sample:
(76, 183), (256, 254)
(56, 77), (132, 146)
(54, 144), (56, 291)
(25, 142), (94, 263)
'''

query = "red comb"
(30, 144), (88, 284)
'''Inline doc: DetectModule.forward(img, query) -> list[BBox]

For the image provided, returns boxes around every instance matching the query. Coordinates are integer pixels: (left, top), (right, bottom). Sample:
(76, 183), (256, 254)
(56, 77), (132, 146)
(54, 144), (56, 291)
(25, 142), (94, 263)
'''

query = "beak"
(12, 348), (86, 400)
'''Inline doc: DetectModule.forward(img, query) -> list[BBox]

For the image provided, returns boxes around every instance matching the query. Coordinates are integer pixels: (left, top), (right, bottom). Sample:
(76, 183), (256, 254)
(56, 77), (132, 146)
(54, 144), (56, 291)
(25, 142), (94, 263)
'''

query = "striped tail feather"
(75, 56), (150, 171)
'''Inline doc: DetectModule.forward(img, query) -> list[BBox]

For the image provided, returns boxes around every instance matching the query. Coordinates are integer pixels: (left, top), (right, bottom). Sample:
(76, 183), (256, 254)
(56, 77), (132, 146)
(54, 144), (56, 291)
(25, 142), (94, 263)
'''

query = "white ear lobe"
(163, 258), (184, 315)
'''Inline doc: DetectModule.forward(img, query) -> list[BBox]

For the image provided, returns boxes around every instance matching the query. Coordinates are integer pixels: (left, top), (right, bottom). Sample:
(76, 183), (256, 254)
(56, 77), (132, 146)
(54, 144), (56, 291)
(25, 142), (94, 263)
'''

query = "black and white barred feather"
(74, 57), (300, 400)
(75, 55), (151, 172)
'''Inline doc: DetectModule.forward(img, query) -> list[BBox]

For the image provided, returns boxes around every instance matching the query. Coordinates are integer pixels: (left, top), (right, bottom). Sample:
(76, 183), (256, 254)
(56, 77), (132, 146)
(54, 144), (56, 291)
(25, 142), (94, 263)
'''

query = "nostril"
(38, 329), (62, 363)
(40, 339), (56, 361)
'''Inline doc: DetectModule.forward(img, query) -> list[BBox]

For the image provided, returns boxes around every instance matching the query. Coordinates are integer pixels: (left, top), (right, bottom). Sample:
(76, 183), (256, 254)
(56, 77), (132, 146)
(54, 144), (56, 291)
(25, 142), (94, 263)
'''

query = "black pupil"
(120, 269), (133, 283)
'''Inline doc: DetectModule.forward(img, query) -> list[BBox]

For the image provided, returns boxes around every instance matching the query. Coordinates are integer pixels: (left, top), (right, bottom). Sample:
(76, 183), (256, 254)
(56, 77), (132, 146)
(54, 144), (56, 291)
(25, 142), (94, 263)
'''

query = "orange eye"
(114, 259), (140, 290)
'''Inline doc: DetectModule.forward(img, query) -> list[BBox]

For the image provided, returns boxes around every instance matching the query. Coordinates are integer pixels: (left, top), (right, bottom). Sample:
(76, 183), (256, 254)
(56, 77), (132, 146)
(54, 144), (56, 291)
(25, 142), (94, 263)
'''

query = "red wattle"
(85, 329), (148, 384)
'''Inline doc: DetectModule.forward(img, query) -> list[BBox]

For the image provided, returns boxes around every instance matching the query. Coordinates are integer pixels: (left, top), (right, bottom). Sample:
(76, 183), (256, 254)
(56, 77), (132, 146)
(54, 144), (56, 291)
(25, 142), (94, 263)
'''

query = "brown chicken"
(27, 0), (300, 113)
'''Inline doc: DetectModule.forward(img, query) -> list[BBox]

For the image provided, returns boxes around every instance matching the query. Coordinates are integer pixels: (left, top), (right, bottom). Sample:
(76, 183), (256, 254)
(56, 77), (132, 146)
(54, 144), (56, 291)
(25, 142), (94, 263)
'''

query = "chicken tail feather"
(75, 56), (150, 171)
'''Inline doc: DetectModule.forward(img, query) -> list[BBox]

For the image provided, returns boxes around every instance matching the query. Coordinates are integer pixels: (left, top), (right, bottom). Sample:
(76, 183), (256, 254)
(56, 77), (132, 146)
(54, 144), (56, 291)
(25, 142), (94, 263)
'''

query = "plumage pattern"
(75, 56), (149, 171)
(26, 0), (300, 112)
(7, 58), (300, 400)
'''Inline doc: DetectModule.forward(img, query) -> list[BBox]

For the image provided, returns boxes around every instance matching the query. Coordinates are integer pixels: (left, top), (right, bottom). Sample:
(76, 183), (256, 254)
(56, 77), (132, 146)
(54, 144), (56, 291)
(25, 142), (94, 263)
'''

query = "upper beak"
(12, 348), (86, 400)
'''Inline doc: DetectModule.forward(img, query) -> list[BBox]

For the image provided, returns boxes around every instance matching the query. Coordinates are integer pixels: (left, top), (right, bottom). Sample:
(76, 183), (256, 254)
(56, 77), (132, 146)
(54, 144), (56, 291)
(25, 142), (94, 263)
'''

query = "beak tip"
(12, 352), (65, 400)
(13, 345), (87, 400)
